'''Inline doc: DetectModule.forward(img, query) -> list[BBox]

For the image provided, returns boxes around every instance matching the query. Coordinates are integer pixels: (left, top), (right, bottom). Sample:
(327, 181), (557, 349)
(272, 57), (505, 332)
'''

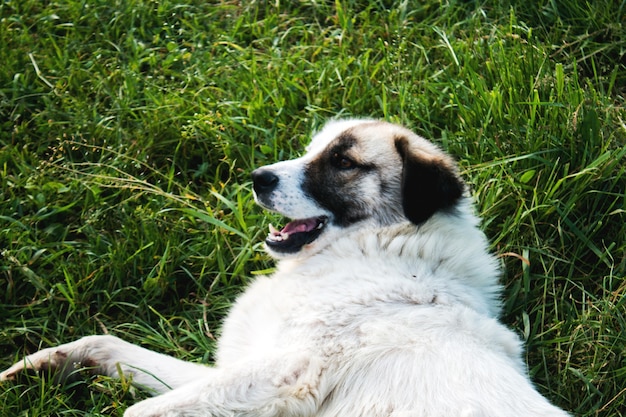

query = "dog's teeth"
(267, 224), (290, 242)
(269, 233), (288, 242)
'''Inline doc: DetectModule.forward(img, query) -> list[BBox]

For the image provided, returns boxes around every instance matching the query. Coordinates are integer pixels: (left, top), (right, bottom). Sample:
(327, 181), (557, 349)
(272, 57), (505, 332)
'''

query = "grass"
(0, 0), (624, 415)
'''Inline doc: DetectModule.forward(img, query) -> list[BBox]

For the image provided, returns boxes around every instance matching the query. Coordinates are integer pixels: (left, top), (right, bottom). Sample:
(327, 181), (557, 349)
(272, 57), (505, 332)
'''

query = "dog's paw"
(123, 382), (212, 417)
(0, 346), (72, 381)
(124, 397), (194, 417)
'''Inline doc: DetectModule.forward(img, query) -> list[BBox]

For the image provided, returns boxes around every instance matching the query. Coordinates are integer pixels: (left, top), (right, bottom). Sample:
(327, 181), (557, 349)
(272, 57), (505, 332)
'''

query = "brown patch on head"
(302, 130), (380, 226)
(301, 121), (464, 228)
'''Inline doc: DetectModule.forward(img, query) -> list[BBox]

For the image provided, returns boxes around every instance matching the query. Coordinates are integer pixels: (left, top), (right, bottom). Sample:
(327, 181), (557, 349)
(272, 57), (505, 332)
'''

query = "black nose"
(252, 168), (279, 194)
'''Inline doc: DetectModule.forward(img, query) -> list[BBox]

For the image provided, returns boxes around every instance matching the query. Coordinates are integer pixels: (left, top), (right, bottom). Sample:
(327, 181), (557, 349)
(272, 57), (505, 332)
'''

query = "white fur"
(1, 119), (570, 417)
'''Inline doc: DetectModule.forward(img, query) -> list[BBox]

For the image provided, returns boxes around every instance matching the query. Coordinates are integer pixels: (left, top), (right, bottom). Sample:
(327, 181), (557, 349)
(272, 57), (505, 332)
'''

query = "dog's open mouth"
(266, 216), (328, 253)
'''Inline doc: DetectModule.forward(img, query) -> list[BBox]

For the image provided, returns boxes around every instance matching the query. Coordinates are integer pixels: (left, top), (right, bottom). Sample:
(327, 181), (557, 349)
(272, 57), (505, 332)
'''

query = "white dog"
(1, 119), (570, 416)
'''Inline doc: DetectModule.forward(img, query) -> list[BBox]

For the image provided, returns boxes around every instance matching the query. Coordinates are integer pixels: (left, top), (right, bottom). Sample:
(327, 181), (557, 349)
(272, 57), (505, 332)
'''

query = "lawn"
(0, 0), (624, 415)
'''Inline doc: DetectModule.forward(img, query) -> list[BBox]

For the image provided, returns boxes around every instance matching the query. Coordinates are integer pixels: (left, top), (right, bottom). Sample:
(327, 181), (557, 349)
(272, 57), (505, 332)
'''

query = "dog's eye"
(332, 152), (355, 169)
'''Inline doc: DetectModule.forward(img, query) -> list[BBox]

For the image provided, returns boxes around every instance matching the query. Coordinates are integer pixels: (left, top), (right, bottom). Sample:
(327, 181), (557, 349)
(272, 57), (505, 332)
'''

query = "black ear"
(395, 137), (464, 224)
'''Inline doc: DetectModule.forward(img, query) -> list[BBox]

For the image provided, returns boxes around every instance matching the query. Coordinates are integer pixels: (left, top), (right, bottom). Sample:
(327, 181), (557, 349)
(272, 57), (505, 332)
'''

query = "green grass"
(0, 0), (624, 415)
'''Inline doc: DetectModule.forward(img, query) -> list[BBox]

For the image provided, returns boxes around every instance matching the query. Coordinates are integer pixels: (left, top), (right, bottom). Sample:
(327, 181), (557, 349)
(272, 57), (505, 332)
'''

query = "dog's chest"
(215, 264), (438, 365)
(214, 275), (317, 363)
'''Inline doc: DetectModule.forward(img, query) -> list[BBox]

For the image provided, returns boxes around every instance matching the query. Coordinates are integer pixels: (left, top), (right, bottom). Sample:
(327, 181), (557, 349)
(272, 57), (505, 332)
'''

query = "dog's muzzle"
(251, 167), (328, 254)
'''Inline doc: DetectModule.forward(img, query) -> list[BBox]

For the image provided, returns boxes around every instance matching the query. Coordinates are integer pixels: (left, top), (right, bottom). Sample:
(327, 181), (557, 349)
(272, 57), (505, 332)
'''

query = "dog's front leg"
(0, 335), (212, 394)
(124, 353), (326, 417)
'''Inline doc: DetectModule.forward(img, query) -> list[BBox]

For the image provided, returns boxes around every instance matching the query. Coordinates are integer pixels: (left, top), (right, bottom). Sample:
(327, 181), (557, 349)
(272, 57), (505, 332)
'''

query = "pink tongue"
(281, 218), (318, 234)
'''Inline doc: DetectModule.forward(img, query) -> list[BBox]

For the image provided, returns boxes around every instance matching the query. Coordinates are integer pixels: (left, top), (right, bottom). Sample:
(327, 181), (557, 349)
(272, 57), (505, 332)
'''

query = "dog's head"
(252, 119), (465, 258)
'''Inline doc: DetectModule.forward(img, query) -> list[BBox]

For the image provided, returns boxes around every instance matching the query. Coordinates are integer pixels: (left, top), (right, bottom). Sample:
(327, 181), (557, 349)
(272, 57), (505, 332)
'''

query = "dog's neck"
(270, 209), (503, 318)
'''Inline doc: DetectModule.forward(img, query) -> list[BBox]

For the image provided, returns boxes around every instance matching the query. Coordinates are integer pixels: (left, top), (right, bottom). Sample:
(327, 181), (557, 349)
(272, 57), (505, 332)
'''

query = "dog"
(1, 119), (570, 416)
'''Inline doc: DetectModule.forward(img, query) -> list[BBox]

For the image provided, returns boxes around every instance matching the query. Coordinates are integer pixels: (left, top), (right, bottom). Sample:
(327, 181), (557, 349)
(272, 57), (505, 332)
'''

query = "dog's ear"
(394, 136), (464, 224)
